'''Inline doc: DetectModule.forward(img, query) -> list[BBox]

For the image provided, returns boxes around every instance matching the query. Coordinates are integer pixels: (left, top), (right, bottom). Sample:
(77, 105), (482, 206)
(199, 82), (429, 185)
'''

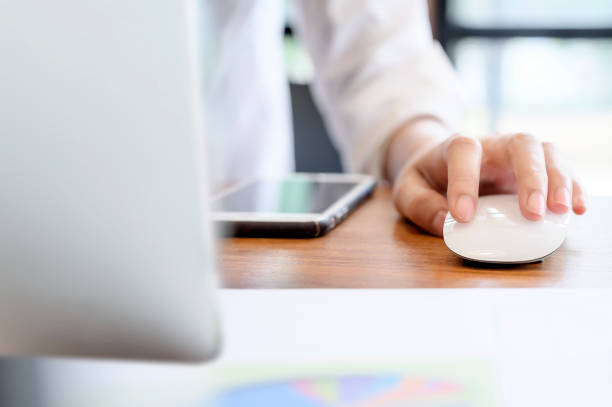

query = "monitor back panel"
(0, 0), (220, 361)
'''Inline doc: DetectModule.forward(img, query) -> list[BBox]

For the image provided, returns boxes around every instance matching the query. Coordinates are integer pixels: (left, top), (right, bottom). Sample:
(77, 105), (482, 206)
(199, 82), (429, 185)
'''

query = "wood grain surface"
(218, 186), (612, 288)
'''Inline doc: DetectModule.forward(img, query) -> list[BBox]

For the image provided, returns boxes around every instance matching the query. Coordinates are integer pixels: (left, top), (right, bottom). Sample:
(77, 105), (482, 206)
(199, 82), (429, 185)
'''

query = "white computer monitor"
(0, 0), (220, 361)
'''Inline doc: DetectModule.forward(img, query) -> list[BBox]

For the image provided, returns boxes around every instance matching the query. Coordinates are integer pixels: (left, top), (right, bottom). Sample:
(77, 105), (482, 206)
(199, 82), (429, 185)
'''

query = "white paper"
(27, 289), (612, 407)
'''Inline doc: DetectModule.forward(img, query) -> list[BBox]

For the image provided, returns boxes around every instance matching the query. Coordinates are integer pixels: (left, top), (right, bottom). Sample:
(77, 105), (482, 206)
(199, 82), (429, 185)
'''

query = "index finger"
(445, 135), (483, 223)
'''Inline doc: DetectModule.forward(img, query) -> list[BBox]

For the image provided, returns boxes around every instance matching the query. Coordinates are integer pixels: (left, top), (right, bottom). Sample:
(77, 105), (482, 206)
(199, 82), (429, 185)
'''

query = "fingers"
(542, 142), (572, 214)
(506, 133), (548, 221)
(392, 132), (586, 238)
(572, 179), (587, 215)
(445, 135), (482, 222)
(393, 167), (448, 236)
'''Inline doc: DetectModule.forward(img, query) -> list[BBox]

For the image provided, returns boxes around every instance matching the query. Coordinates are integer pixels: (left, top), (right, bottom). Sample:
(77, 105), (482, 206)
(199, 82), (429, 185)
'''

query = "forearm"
(384, 116), (452, 183)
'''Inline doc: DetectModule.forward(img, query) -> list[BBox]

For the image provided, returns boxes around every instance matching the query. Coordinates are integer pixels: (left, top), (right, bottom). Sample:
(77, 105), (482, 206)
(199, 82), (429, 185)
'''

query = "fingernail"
(455, 195), (474, 222)
(433, 210), (447, 233)
(527, 191), (545, 215)
(574, 194), (586, 211)
(553, 187), (570, 208)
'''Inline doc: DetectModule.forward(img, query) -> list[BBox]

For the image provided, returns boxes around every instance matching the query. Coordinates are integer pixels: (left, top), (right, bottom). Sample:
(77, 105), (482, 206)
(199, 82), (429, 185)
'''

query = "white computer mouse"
(443, 194), (570, 264)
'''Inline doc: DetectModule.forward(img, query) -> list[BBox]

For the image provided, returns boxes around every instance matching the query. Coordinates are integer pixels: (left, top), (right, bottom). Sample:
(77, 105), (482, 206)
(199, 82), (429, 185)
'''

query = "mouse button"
(544, 210), (571, 226)
(492, 206), (532, 227)
(487, 211), (519, 228)
(511, 223), (566, 257)
(445, 222), (502, 249)
(538, 221), (569, 249)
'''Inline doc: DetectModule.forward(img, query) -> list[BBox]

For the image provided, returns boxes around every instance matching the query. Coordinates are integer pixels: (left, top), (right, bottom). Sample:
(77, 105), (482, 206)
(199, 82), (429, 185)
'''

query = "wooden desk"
(218, 187), (612, 288)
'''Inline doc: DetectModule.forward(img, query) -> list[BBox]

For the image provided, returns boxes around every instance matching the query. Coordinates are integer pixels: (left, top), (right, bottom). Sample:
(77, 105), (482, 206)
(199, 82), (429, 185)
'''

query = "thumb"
(393, 167), (449, 236)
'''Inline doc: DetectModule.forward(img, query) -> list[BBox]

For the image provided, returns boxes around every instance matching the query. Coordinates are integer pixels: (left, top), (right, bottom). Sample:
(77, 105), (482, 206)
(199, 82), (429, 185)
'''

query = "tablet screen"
(213, 178), (357, 214)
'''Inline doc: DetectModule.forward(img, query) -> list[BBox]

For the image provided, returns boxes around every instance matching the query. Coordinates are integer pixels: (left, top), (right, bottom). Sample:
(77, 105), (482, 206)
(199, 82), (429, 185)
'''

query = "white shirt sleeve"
(292, 0), (466, 177)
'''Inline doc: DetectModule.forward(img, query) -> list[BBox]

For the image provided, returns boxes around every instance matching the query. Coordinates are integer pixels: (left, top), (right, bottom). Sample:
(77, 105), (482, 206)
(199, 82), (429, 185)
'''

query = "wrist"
(384, 116), (452, 183)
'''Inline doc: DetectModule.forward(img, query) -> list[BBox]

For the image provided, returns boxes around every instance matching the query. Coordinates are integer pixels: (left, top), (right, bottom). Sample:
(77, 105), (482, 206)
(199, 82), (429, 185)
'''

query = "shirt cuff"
(346, 42), (466, 178)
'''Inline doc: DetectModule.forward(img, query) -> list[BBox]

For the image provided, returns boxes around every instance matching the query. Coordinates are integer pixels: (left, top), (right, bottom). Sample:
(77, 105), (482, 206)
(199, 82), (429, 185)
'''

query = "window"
(440, 0), (612, 194)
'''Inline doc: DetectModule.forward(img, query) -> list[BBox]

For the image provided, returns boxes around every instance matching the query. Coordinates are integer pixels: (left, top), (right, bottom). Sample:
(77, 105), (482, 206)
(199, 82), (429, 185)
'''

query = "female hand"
(387, 118), (587, 236)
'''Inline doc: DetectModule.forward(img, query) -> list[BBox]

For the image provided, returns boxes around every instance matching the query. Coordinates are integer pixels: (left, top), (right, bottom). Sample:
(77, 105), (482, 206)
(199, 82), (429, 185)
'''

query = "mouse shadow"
(460, 258), (543, 270)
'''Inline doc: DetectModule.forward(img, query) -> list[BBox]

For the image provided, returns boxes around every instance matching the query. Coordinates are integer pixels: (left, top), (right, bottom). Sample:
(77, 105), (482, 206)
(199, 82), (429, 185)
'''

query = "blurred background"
(286, 0), (612, 195)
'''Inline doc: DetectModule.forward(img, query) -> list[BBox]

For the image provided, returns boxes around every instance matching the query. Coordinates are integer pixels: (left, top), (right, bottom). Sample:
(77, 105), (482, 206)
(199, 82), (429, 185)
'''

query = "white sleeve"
(292, 0), (466, 177)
